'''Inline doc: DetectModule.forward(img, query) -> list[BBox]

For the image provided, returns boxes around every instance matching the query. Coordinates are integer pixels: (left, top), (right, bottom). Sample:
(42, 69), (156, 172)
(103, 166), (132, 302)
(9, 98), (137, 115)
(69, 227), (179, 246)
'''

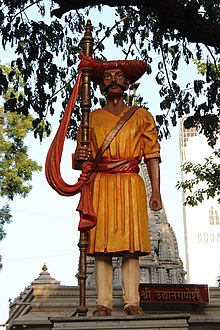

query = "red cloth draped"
(45, 55), (98, 232)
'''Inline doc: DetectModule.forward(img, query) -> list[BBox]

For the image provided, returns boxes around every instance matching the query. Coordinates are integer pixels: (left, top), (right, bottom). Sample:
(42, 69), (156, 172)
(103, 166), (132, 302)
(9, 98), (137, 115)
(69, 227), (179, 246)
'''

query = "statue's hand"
(75, 147), (92, 161)
(149, 193), (162, 211)
(73, 147), (92, 170)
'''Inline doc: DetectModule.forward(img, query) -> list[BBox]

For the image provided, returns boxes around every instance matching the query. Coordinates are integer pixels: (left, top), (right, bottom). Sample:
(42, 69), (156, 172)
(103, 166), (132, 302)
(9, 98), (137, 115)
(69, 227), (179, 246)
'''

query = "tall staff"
(76, 19), (93, 317)
(45, 19), (95, 316)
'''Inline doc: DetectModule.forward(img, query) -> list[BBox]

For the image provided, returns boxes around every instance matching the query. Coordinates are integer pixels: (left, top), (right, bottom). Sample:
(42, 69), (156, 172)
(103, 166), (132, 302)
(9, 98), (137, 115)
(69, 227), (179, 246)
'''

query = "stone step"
(51, 313), (190, 330)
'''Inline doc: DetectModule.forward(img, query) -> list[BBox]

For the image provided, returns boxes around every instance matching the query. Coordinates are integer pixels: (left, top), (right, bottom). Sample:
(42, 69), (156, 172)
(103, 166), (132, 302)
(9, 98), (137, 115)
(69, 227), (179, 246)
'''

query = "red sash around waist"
(95, 158), (139, 174)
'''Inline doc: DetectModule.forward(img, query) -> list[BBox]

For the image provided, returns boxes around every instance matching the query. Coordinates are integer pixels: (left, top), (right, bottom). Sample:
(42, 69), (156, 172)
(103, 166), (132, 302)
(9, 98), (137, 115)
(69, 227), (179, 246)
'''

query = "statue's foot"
(125, 305), (144, 316)
(93, 305), (112, 316)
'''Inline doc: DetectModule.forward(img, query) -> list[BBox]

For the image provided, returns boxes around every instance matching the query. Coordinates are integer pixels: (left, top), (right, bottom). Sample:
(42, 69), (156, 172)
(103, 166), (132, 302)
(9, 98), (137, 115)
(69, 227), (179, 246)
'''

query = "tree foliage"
(0, 109), (42, 199)
(0, 204), (12, 270)
(0, 63), (42, 199)
(0, 0), (219, 144)
(0, 63), (42, 269)
(177, 148), (220, 206)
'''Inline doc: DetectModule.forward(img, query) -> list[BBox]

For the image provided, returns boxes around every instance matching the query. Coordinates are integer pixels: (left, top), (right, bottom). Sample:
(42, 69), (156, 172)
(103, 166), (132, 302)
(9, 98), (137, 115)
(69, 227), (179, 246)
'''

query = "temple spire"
(42, 263), (47, 272)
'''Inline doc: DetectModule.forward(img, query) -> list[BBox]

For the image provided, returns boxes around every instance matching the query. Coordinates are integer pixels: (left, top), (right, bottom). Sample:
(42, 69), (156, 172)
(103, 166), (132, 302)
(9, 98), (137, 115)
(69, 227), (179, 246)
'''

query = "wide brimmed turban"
(91, 60), (147, 85)
(78, 54), (148, 85)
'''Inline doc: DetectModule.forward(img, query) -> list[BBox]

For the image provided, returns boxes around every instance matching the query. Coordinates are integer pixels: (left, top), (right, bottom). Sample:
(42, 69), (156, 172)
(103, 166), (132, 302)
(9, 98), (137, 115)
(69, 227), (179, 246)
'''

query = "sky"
(0, 4), (197, 327)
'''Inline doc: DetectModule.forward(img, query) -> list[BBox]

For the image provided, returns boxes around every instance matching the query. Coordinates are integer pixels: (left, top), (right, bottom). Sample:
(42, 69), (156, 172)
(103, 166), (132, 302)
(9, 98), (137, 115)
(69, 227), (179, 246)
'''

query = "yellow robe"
(77, 107), (160, 256)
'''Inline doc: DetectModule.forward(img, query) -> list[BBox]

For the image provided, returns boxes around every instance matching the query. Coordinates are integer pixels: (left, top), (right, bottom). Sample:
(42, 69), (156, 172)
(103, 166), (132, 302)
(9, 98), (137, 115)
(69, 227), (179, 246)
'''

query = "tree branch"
(52, 0), (220, 49)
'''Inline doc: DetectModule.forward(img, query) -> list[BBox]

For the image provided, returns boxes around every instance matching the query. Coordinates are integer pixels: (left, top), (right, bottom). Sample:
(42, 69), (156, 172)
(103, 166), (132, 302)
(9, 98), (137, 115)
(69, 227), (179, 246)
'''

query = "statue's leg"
(121, 253), (144, 315)
(93, 254), (113, 316)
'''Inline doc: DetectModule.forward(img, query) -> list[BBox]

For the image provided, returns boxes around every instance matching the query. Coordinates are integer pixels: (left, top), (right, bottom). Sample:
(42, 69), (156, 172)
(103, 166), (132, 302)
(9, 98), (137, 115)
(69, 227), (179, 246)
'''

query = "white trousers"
(95, 254), (140, 309)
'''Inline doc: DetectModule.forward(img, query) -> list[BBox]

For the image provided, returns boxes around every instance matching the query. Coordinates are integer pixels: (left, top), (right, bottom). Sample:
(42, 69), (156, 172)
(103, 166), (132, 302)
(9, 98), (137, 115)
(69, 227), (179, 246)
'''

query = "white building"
(180, 120), (220, 285)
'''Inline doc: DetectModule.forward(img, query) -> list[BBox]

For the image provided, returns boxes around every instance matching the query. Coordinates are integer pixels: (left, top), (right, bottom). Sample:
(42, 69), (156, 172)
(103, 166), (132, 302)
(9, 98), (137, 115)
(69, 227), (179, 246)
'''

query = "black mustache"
(103, 82), (126, 93)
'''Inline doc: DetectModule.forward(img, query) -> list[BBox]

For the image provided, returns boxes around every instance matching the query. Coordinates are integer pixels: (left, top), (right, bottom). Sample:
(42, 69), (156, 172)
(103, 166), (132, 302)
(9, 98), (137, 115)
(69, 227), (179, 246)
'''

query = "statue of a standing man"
(74, 59), (162, 316)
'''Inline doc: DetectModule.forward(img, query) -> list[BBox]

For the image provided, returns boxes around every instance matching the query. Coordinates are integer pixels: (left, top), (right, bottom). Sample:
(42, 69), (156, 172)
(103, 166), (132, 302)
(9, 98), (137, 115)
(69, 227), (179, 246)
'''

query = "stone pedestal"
(51, 313), (190, 330)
